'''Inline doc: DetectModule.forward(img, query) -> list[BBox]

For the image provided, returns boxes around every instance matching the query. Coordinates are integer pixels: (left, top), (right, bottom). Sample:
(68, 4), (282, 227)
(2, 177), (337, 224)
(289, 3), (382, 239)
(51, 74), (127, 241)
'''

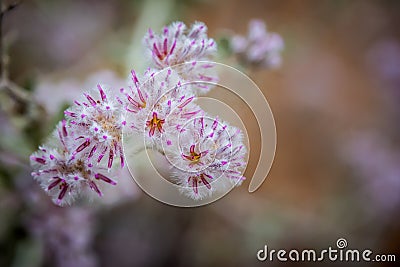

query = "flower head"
(30, 121), (117, 206)
(121, 68), (203, 150)
(165, 116), (247, 200)
(64, 84), (125, 169)
(143, 21), (218, 94)
(144, 21), (216, 68)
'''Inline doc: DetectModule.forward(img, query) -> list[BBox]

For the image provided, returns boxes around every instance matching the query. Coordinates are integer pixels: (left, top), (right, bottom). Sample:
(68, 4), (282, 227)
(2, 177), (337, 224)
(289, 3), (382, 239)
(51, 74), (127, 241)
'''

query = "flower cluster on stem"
(30, 20), (281, 206)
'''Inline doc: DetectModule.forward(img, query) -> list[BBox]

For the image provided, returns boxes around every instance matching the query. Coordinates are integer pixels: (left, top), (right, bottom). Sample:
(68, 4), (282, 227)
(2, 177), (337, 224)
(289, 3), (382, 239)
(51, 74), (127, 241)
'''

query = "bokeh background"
(0, 0), (399, 266)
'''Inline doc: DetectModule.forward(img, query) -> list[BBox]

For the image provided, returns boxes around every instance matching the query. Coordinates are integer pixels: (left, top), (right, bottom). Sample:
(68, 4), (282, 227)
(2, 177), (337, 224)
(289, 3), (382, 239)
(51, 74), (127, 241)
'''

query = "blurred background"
(0, 0), (399, 266)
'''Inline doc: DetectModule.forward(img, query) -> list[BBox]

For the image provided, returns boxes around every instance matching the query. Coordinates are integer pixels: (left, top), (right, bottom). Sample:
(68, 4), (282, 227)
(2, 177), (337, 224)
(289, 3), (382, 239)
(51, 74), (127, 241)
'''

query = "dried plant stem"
(0, 1), (47, 151)
(0, 0), (31, 105)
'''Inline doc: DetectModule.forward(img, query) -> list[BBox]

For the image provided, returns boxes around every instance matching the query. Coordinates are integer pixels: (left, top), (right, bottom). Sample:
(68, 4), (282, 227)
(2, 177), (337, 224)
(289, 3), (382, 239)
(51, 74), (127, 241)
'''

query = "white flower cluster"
(30, 21), (249, 206)
(31, 121), (117, 205)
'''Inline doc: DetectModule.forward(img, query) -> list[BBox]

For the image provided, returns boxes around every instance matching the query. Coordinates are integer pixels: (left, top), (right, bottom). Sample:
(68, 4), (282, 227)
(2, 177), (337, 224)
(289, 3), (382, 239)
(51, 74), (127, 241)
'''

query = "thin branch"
(0, 1), (44, 112)
(0, 0), (22, 80)
(1, 1), (21, 14)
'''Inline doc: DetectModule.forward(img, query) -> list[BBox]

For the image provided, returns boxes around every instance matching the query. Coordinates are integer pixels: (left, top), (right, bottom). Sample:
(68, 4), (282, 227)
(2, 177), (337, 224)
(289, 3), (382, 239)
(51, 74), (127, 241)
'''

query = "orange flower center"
(146, 112), (165, 136)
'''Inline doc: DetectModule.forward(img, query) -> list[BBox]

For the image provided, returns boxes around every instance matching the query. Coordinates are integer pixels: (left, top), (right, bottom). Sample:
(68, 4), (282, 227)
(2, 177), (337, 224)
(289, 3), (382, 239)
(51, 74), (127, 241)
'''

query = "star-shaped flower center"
(146, 112), (165, 136)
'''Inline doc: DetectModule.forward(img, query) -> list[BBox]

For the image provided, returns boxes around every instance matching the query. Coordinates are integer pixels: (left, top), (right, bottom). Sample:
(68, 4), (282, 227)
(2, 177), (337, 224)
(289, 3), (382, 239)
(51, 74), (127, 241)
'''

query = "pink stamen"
(61, 120), (68, 137)
(212, 118), (219, 130)
(88, 145), (97, 159)
(153, 43), (162, 59)
(97, 84), (107, 101)
(47, 177), (62, 190)
(64, 111), (77, 117)
(178, 96), (194, 109)
(31, 156), (46, 164)
(183, 110), (201, 118)
(204, 173), (213, 180)
(163, 38), (168, 55)
(89, 181), (102, 196)
(97, 146), (108, 163)
(192, 178), (198, 194)
(108, 149), (114, 169)
(76, 138), (90, 153)
(201, 175), (211, 189)
(148, 28), (154, 38)
(131, 70), (139, 87)
(199, 74), (214, 81)
(137, 88), (146, 104)
(170, 40), (176, 54)
(119, 146), (125, 168)
(84, 94), (97, 107)
(58, 183), (69, 201)
(95, 173), (117, 185)
(128, 95), (141, 108)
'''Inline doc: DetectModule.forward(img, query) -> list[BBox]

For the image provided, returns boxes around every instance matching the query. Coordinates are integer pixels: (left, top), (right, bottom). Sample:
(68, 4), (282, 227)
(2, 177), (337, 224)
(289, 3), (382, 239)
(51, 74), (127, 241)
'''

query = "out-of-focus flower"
(366, 39), (400, 89)
(231, 19), (284, 69)
(97, 166), (140, 206)
(341, 132), (400, 213)
(143, 21), (218, 93)
(34, 70), (125, 114)
(165, 116), (247, 200)
(30, 121), (117, 206)
(366, 39), (400, 108)
(65, 84), (126, 169)
(29, 206), (97, 267)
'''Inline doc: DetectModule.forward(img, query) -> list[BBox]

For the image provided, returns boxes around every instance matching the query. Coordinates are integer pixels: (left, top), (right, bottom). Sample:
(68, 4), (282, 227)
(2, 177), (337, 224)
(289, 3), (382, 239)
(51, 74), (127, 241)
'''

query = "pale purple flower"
(143, 21), (218, 93)
(231, 19), (284, 69)
(165, 116), (247, 200)
(30, 121), (117, 206)
(366, 39), (400, 111)
(341, 132), (400, 213)
(29, 207), (97, 267)
(64, 84), (126, 169)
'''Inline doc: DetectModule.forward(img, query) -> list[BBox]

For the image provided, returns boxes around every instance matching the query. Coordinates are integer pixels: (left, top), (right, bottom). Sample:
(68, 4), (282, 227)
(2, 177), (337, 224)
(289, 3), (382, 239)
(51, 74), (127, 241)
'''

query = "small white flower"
(64, 84), (126, 169)
(164, 116), (247, 200)
(121, 68), (203, 151)
(143, 21), (216, 69)
(30, 121), (117, 206)
(143, 21), (218, 94)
